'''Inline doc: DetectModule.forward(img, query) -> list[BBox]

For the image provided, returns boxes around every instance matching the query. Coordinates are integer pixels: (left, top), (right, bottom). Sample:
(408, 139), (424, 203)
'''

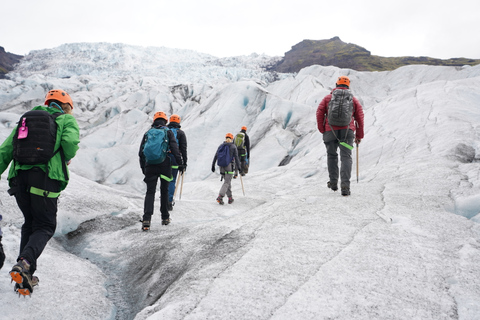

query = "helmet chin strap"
(49, 102), (65, 113)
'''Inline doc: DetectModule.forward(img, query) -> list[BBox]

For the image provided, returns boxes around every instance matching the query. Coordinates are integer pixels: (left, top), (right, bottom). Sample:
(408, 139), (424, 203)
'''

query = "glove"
(178, 164), (186, 174)
(211, 166), (215, 173)
(355, 138), (362, 144)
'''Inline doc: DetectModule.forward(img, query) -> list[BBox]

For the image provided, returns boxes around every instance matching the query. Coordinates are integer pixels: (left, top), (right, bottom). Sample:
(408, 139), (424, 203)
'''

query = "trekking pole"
(173, 172), (181, 200)
(179, 172), (185, 200)
(239, 174), (245, 196)
(356, 143), (359, 183)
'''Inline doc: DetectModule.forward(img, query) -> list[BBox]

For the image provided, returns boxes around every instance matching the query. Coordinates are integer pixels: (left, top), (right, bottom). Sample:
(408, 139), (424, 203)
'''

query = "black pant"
(12, 169), (59, 275)
(238, 147), (247, 173)
(143, 165), (171, 221)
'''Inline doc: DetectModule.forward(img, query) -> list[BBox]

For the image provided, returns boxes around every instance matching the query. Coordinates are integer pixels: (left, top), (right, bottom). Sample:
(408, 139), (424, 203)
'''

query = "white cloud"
(2, 0), (480, 58)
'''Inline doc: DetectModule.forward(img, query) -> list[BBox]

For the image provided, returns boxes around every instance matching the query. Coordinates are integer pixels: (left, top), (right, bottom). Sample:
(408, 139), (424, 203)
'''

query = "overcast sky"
(3, 0), (480, 59)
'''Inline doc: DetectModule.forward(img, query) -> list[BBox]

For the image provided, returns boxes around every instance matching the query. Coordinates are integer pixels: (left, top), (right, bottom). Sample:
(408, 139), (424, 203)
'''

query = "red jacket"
(316, 87), (365, 140)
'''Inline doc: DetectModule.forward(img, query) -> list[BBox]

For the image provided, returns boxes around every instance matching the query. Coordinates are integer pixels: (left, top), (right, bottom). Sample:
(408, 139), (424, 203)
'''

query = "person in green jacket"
(0, 89), (80, 296)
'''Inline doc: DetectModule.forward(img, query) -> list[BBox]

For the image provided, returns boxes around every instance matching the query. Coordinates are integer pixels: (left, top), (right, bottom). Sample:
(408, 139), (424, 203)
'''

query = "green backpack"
(234, 132), (245, 149)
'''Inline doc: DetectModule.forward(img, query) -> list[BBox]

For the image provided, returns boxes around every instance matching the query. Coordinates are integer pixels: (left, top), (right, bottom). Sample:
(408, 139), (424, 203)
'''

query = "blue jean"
(168, 168), (179, 203)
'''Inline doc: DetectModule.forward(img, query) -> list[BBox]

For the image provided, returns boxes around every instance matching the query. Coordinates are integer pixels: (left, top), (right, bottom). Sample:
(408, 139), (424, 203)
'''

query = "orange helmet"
(169, 114), (181, 123)
(153, 111), (168, 121)
(45, 89), (74, 108)
(241, 126), (247, 131)
(336, 76), (350, 87)
(225, 133), (234, 140)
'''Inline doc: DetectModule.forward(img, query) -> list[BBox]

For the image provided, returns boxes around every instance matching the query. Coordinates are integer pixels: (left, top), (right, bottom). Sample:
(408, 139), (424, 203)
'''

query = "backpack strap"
(328, 123), (354, 150)
(51, 112), (69, 181)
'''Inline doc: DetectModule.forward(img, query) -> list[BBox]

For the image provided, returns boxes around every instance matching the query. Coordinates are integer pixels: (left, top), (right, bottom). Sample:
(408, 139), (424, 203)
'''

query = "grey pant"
(219, 163), (235, 198)
(323, 129), (354, 188)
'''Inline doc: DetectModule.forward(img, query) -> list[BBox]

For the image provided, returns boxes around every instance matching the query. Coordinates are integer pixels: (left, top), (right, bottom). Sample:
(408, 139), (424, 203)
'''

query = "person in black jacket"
(139, 112), (183, 230)
(233, 126), (250, 176)
(211, 133), (241, 205)
(167, 114), (187, 211)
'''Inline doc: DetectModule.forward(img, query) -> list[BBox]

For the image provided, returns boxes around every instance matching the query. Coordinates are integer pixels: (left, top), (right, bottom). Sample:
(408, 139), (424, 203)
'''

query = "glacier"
(0, 43), (479, 320)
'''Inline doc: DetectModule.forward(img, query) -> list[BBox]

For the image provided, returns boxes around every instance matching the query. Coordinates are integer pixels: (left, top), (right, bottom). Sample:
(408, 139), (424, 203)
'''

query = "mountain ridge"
(2, 37), (480, 78)
(0, 46), (23, 79)
(270, 37), (480, 73)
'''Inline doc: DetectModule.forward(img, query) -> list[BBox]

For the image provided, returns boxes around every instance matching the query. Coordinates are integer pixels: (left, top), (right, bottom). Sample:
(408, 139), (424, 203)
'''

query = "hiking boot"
(141, 220), (151, 231)
(228, 197), (234, 204)
(31, 276), (39, 287)
(162, 218), (171, 226)
(327, 181), (338, 191)
(341, 186), (351, 196)
(10, 259), (34, 296)
(167, 202), (174, 211)
(14, 275), (39, 292)
(216, 195), (224, 205)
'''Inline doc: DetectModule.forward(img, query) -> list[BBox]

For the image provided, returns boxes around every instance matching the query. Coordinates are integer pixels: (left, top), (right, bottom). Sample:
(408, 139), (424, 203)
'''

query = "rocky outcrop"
(0, 46), (23, 79)
(269, 37), (480, 73)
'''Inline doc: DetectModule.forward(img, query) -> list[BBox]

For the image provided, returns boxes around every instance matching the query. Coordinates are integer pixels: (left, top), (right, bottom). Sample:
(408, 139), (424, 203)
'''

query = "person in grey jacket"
(211, 133), (241, 205)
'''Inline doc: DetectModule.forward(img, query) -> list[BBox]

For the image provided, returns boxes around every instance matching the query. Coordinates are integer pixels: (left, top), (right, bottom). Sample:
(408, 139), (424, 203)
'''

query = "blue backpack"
(170, 127), (179, 141)
(217, 143), (233, 167)
(143, 127), (169, 164)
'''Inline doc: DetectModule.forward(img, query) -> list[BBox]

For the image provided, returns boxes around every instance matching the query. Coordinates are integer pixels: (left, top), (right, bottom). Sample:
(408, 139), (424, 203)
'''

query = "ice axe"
(179, 171), (185, 200)
(355, 143), (359, 183)
(173, 172), (181, 200)
(239, 174), (245, 196)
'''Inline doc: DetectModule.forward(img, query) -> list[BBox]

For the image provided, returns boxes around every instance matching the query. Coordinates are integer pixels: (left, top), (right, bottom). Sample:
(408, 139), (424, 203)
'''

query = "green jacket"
(0, 106), (80, 192)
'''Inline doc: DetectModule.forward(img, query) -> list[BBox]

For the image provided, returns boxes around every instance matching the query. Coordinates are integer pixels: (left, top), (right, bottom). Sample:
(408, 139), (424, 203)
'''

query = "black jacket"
(139, 120), (183, 173)
(167, 122), (188, 166)
(236, 130), (250, 158)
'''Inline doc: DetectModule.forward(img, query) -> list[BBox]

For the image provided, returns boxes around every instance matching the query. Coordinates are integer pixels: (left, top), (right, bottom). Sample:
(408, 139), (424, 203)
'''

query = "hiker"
(167, 114), (187, 211)
(0, 214), (4, 270)
(233, 126), (250, 176)
(0, 89), (80, 295)
(316, 76), (364, 196)
(139, 112), (183, 230)
(211, 133), (241, 204)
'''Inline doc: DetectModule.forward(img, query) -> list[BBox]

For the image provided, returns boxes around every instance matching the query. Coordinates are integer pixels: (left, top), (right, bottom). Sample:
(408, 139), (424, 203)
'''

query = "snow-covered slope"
(0, 43), (479, 320)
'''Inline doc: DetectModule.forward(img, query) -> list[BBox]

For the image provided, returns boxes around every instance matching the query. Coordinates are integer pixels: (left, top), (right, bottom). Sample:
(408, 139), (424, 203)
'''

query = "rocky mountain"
(0, 46), (22, 79)
(271, 37), (480, 73)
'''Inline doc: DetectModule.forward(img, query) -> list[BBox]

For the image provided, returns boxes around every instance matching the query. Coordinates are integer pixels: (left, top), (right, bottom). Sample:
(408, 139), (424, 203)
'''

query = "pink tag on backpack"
(18, 117), (28, 139)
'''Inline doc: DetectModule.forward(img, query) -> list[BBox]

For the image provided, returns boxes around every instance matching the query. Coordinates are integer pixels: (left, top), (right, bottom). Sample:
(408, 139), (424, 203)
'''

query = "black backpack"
(327, 89), (354, 127)
(13, 110), (64, 165)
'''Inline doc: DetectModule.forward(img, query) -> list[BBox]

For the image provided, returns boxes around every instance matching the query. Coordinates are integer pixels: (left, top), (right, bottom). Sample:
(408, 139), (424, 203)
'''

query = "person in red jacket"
(316, 76), (364, 196)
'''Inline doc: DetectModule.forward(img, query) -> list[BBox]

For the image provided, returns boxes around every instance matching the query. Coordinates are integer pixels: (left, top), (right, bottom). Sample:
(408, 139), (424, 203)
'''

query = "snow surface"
(0, 43), (479, 320)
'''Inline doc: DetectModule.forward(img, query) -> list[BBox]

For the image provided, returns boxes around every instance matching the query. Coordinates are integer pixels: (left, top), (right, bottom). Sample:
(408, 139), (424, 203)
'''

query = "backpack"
(234, 132), (245, 149)
(143, 127), (169, 164)
(216, 143), (233, 167)
(327, 89), (354, 127)
(13, 110), (64, 165)
(169, 127), (179, 145)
